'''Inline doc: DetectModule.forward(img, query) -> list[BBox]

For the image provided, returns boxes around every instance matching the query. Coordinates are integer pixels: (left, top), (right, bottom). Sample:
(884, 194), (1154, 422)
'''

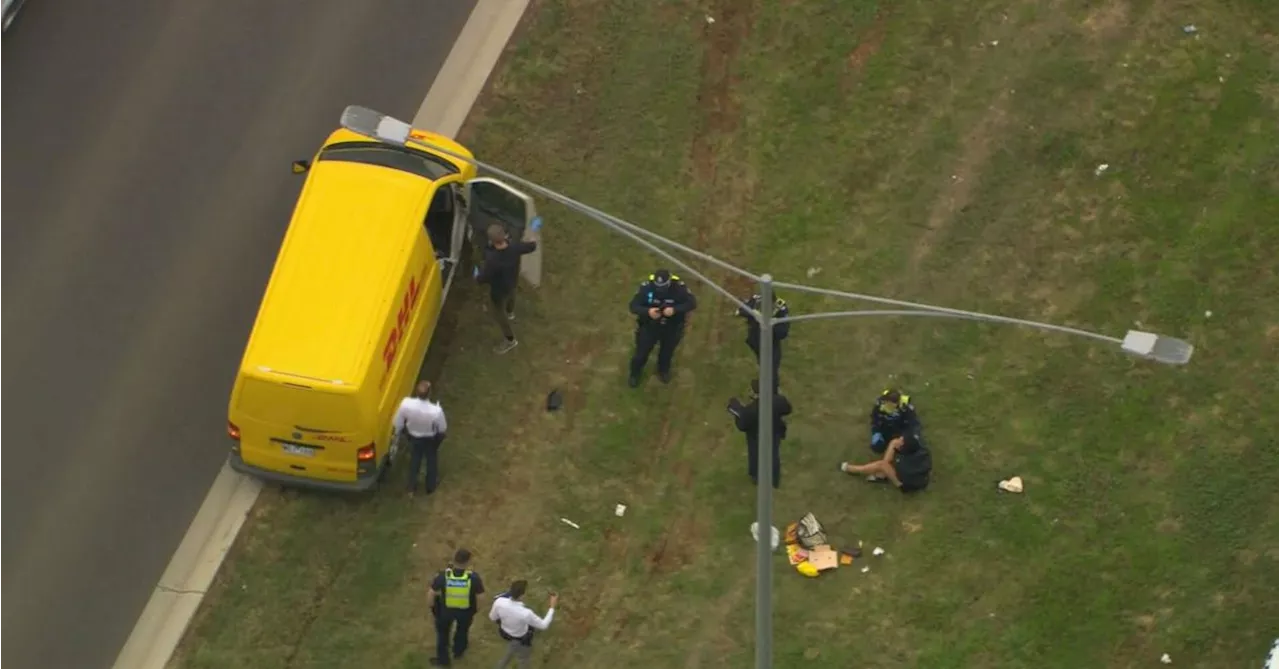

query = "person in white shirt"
(488, 580), (557, 668)
(392, 380), (448, 496)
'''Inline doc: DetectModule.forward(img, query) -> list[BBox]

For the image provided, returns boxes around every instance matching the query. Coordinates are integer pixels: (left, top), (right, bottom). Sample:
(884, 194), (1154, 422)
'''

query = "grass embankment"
(173, 1), (1278, 667)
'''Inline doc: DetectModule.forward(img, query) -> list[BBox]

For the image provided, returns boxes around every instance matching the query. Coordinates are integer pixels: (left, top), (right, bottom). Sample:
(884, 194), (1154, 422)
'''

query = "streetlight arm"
(776, 309), (1124, 346)
(338, 106), (762, 296)
(771, 283), (1193, 365)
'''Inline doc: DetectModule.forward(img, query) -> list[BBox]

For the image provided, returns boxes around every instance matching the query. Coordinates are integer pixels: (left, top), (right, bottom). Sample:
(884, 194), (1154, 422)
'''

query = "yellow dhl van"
(227, 112), (541, 491)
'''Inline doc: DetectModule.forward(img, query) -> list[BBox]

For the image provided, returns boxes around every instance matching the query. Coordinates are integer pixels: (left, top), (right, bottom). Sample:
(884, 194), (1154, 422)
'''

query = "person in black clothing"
(869, 388), (922, 455)
(727, 379), (793, 488)
(426, 548), (486, 666)
(839, 431), (932, 493)
(627, 269), (697, 387)
(736, 293), (790, 381)
(475, 223), (537, 354)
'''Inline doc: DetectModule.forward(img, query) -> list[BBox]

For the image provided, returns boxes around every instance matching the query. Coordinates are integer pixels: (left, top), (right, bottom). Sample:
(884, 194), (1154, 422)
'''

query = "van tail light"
(357, 443), (376, 461)
(227, 422), (241, 440)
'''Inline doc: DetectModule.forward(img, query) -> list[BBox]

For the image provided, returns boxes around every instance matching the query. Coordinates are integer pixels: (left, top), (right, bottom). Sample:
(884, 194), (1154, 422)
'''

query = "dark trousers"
(746, 338), (783, 381)
(746, 436), (782, 489)
(434, 610), (473, 664)
(630, 325), (683, 377)
(406, 434), (443, 493)
(490, 293), (515, 340)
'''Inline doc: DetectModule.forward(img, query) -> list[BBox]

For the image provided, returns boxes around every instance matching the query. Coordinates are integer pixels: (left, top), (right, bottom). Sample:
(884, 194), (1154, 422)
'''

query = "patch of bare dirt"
(685, 0), (760, 340)
(1081, 0), (1130, 40)
(848, 9), (889, 73)
(908, 89), (1012, 272)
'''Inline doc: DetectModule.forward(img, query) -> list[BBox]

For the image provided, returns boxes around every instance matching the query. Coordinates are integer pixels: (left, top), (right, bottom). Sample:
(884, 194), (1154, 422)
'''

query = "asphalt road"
(1, 1), (475, 667)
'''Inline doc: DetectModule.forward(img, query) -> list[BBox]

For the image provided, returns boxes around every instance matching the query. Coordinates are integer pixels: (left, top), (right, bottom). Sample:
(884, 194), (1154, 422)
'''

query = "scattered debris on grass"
(872, 546), (886, 557)
(615, 503), (627, 517)
(560, 517), (582, 529)
(1161, 652), (1173, 664)
(1182, 25), (1197, 34)
(998, 476), (1025, 493)
(1095, 163), (1110, 176)
(751, 522), (780, 550)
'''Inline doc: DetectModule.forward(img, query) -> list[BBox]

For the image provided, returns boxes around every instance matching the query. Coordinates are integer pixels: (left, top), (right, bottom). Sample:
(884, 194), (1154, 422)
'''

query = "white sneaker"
(494, 339), (519, 354)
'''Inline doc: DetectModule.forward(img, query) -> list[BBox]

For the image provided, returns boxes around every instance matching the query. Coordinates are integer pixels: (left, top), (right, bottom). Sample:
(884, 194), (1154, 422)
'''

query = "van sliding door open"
(465, 178), (542, 288)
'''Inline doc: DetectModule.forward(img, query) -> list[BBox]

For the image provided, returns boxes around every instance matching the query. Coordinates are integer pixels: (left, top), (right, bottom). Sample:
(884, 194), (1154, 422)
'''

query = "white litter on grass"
(1182, 25), (1197, 34)
(751, 522), (780, 551)
(560, 518), (581, 529)
(705, 15), (715, 24)
(872, 547), (886, 557)
(1205, 310), (1213, 318)
(615, 504), (627, 517)
(990, 40), (999, 46)
(1095, 163), (1110, 176)
(806, 267), (822, 278)
(861, 566), (871, 573)
(1161, 653), (1173, 664)
(998, 476), (1025, 493)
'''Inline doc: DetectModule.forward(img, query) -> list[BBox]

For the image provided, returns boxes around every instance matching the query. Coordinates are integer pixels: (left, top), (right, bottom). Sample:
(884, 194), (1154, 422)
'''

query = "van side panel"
(372, 221), (444, 458)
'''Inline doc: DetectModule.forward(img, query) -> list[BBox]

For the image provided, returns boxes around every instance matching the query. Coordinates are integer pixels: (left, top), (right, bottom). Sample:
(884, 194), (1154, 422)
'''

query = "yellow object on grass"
(795, 561), (820, 578)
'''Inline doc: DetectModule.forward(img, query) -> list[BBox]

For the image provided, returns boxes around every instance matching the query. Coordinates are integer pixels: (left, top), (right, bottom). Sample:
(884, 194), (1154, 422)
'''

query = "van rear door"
(234, 374), (369, 483)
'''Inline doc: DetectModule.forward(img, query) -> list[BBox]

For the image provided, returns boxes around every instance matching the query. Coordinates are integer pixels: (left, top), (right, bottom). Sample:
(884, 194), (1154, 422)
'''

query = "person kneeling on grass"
(839, 431), (932, 493)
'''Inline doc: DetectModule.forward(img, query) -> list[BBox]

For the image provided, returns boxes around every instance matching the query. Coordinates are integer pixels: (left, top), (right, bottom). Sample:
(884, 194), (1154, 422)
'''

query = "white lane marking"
(112, 1), (531, 668)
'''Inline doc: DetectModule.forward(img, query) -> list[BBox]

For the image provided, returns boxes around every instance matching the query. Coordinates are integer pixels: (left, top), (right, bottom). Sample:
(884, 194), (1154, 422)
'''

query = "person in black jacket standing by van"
(475, 223), (538, 354)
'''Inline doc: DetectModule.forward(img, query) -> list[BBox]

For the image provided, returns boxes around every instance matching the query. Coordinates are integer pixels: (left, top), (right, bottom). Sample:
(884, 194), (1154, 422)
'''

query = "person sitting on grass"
(839, 431), (932, 493)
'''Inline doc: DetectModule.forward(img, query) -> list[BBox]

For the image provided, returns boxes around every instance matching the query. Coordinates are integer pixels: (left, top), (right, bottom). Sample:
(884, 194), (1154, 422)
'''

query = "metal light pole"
(337, 105), (1196, 669)
(754, 274), (775, 669)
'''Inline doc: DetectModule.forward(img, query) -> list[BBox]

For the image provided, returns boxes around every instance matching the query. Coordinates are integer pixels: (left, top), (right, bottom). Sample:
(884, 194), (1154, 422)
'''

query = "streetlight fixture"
(337, 105), (1194, 669)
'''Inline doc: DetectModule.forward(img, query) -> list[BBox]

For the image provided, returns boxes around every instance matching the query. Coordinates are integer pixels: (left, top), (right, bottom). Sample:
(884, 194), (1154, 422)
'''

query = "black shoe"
(658, 370), (672, 384)
(628, 375), (640, 388)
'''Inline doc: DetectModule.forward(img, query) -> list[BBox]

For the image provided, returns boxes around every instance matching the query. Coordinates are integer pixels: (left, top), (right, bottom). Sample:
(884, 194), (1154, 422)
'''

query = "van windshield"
(236, 377), (363, 432)
(318, 141), (460, 181)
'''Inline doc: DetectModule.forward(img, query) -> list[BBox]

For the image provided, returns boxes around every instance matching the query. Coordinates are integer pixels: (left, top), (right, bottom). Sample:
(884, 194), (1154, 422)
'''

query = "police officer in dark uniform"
(737, 293), (790, 381)
(869, 388), (922, 455)
(426, 548), (486, 666)
(628, 269), (697, 387)
(727, 379), (793, 488)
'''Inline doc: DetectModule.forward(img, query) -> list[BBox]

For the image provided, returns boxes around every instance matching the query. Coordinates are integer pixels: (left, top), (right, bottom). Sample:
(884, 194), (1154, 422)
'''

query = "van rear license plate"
(282, 443), (316, 457)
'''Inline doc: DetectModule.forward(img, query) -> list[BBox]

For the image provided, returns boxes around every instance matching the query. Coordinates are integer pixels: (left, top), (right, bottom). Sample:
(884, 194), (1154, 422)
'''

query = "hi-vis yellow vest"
(443, 569), (472, 609)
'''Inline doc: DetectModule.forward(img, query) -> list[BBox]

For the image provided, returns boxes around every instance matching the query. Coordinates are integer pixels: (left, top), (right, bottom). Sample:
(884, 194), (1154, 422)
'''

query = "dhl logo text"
(380, 268), (428, 388)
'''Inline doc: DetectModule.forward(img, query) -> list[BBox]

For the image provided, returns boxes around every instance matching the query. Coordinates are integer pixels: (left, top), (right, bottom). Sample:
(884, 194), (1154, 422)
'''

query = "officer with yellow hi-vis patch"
(627, 269), (697, 387)
(869, 388), (922, 455)
(427, 548), (486, 666)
